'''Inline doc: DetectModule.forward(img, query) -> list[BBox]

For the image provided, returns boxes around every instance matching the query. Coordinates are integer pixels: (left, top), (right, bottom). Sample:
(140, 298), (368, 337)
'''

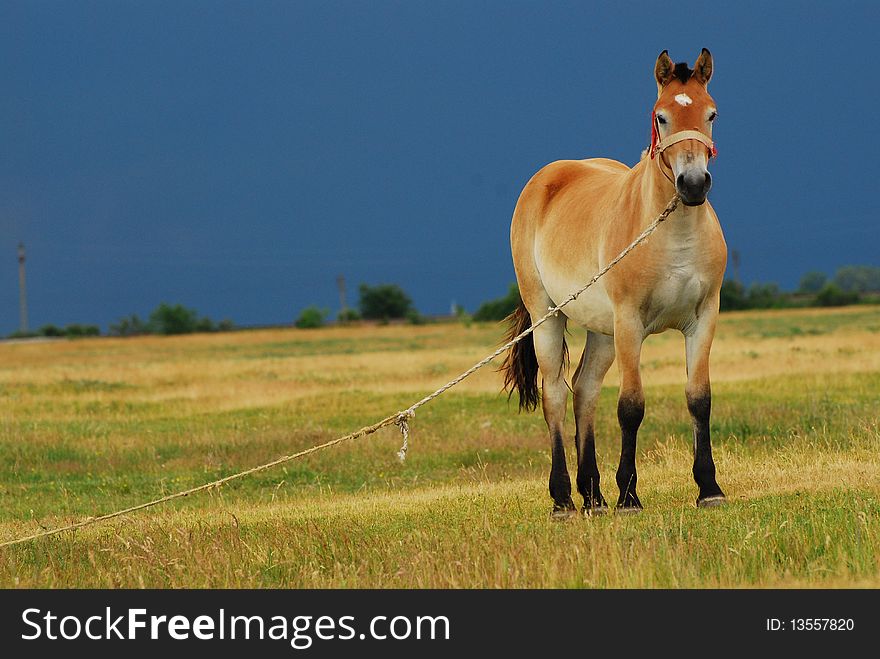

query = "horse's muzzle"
(676, 170), (712, 206)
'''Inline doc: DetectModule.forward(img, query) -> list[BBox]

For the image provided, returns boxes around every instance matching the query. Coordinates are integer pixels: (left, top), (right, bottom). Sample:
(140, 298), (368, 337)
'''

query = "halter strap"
(649, 111), (717, 160)
(652, 130), (716, 158)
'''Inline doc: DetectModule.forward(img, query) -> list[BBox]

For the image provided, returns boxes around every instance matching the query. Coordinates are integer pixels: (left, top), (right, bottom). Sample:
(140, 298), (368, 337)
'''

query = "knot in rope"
(0, 194), (680, 550)
(395, 409), (414, 462)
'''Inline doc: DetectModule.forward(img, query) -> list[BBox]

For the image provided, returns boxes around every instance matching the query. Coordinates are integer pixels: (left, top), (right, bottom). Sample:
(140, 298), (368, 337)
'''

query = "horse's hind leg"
(573, 331), (615, 515)
(532, 311), (575, 519)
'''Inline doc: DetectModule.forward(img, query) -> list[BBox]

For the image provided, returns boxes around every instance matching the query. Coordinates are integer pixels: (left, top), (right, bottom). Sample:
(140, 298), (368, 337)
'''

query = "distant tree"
(358, 284), (414, 320)
(64, 324), (100, 337)
(337, 308), (361, 324)
(473, 283), (521, 321)
(195, 316), (216, 333)
(719, 279), (748, 311)
(746, 282), (785, 309)
(833, 265), (880, 293)
(815, 284), (860, 307)
(295, 306), (328, 329)
(148, 303), (202, 335)
(452, 303), (472, 326)
(7, 330), (38, 339)
(720, 281), (787, 311)
(798, 271), (827, 294)
(110, 308), (225, 336)
(38, 324), (65, 337)
(109, 314), (148, 337)
(406, 309), (425, 325)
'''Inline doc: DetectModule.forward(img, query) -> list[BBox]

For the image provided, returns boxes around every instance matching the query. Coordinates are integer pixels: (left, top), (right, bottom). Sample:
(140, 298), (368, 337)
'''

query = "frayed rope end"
(395, 410), (414, 462)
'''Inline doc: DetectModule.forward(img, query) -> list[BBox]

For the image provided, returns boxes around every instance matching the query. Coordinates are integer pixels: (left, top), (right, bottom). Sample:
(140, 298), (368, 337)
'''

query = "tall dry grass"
(0, 306), (878, 587)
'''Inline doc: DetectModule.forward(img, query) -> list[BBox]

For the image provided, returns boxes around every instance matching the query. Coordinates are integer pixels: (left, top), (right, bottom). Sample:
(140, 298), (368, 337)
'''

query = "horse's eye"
(708, 111), (717, 122)
(656, 115), (667, 125)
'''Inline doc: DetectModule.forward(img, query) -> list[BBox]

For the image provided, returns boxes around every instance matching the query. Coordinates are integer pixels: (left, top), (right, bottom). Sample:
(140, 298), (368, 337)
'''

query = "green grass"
(716, 307), (880, 339)
(0, 307), (878, 587)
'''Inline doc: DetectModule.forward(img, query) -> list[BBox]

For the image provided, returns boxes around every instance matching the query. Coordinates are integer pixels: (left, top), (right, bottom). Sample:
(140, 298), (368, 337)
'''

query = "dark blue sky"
(2, 1), (878, 334)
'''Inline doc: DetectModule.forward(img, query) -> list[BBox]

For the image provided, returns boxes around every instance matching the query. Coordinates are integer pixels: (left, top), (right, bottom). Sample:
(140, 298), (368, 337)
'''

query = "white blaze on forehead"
(674, 93), (693, 106)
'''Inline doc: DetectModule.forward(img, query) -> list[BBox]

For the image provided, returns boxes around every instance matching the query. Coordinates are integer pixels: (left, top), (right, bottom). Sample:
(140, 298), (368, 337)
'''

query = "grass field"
(1, 305), (878, 588)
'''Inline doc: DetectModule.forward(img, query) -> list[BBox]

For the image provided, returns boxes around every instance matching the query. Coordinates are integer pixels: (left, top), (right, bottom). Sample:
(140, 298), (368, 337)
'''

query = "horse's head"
(651, 49), (717, 206)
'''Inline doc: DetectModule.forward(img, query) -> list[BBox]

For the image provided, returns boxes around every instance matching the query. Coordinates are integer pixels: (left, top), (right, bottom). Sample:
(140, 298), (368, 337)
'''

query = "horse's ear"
(694, 48), (713, 86)
(654, 50), (675, 94)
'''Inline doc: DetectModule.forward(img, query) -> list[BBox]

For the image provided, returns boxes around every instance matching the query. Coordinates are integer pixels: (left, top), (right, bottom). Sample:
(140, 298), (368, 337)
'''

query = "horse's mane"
(672, 62), (694, 84)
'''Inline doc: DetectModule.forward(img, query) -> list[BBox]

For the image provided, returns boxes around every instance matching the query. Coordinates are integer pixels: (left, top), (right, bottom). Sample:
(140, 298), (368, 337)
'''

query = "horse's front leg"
(613, 314), (646, 511)
(685, 301), (726, 507)
(533, 315), (576, 519)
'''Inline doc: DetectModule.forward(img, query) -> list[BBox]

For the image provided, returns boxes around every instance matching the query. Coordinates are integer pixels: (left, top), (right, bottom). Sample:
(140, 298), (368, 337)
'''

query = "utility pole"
(336, 274), (347, 315)
(17, 242), (28, 333)
(731, 250), (741, 285)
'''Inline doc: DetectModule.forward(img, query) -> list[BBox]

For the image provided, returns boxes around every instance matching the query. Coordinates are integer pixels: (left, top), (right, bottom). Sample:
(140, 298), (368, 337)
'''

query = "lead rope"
(0, 194), (681, 549)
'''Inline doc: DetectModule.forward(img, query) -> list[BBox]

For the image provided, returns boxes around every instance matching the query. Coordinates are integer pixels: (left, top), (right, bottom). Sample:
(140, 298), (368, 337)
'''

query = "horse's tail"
(500, 297), (541, 412)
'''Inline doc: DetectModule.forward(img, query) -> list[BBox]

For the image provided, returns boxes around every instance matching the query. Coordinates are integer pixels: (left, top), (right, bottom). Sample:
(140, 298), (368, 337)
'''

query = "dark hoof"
(583, 505), (609, 517)
(697, 495), (727, 509)
(616, 491), (642, 512)
(550, 501), (577, 521)
(550, 507), (578, 521)
(581, 493), (608, 517)
(614, 505), (643, 516)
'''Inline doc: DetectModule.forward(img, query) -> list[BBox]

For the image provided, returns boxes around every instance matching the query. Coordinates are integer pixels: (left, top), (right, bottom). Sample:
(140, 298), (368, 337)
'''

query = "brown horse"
(502, 49), (727, 518)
